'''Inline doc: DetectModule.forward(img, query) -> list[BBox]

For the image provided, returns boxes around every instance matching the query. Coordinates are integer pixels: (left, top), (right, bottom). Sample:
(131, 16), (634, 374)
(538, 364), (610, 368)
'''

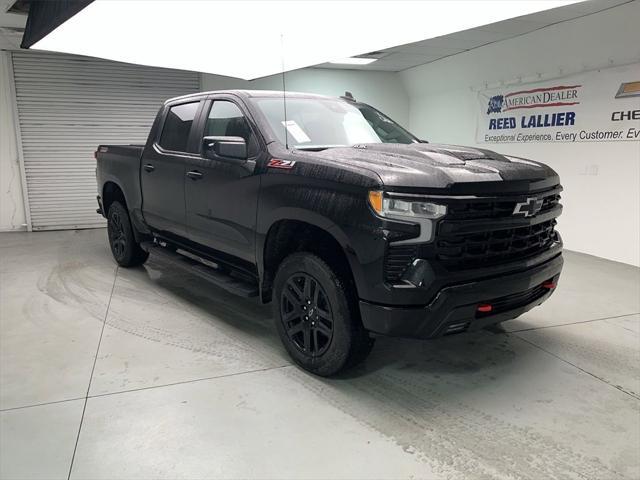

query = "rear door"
(184, 96), (262, 265)
(141, 100), (203, 237)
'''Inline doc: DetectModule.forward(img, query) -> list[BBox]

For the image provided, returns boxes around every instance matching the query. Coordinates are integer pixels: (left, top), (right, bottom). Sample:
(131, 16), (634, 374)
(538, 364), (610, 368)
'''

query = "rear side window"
(159, 102), (199, 152)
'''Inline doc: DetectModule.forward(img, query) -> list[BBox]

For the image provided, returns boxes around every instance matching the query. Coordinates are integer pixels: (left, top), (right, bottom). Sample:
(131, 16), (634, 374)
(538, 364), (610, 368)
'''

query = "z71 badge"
(268, 159), (297, 169)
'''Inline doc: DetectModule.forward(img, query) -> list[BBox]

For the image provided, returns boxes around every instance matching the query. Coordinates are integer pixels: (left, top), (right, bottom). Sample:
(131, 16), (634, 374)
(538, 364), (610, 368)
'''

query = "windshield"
(252, 97), (417, 148)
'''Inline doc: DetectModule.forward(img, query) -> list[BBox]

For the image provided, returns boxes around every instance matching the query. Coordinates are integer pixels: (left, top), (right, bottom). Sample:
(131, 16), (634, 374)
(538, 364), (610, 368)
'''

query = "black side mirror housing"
(202, 136), (247, 161)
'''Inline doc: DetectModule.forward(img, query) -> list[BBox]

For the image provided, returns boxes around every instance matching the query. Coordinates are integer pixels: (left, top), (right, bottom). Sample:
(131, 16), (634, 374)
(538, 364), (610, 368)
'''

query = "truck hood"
(304, 143), (559, 192)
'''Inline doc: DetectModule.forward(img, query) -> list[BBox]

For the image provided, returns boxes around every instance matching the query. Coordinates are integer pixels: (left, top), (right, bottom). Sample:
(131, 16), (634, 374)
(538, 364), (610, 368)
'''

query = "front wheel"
(273, 252), (374, 376)
(107, 201), (149, 267)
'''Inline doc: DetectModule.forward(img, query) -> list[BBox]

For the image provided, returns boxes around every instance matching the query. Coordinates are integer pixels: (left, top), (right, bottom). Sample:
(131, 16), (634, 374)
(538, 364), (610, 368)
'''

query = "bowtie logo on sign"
(614, 81), (640, 99)
(513, 197), (544, 217)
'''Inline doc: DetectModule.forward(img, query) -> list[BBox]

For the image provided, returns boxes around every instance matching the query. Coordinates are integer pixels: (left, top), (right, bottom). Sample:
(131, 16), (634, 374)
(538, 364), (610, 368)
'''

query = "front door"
(184, 98), (261, 265)
(141, 101), (201, 237)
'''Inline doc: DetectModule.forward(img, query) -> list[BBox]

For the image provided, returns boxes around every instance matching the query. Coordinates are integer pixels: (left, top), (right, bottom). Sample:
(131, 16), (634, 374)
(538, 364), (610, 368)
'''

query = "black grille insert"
(443, 190), (561, 221)
(435, 219), (558, 270)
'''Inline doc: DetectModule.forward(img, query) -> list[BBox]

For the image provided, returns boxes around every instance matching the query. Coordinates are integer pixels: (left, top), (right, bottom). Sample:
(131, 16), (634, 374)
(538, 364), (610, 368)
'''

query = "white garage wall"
(0, 51), (26, 232)
(400, 1), (640, 267)
(201, 68), (410, 129)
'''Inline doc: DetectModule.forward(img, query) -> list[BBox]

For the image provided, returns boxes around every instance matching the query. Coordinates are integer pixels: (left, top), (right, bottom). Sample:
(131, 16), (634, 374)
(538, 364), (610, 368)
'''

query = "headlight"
(368, 191), (447, 219)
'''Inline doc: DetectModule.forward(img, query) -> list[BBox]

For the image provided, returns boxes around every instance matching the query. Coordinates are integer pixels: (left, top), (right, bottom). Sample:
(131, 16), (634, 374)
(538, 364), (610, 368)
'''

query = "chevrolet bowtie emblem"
(513, 197), (544, 217)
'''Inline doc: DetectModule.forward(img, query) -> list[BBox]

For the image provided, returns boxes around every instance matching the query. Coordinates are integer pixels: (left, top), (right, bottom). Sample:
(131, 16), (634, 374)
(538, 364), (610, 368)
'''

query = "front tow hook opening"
(477, 304), (493, 313)
(475, 278), (557, 318)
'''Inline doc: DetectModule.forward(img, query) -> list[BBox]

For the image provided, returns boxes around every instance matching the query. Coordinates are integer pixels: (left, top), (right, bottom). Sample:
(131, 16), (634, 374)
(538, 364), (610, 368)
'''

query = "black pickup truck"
(96, 90), (563, 376)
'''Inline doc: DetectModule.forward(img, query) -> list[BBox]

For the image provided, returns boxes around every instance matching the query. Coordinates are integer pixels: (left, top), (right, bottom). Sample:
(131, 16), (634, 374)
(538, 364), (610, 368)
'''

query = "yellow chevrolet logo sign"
(615, 81), (640, 99)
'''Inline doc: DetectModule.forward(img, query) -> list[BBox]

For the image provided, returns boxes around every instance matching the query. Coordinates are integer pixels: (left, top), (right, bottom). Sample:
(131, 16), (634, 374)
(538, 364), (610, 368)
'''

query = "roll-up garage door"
(11, 51), (200, 230)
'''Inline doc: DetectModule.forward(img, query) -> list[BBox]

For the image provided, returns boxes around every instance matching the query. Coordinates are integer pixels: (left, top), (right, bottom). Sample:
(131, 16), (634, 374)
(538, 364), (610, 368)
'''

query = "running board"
(141, 242), (259, 298)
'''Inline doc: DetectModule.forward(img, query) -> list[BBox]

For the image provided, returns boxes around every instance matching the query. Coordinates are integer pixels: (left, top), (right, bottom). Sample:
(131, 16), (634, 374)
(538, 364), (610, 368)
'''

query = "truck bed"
(96, 144), (146, 218)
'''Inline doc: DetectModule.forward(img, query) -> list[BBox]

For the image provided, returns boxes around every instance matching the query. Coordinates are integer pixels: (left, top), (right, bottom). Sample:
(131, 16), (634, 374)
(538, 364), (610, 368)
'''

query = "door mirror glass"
(205, 100), (259, 158)
(202, 136), (247, 161)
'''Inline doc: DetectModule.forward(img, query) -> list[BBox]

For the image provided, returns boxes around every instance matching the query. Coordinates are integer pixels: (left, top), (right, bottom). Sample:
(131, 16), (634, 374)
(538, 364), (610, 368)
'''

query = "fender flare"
(256, 207), (364, 293)
(101, 177), (129, 211)
(101, 177), (149, 239)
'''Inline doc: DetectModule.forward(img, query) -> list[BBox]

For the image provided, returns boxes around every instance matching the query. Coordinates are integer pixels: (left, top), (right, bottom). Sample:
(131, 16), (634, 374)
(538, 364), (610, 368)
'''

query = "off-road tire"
(273, 252), (374, 376)
(107, 201), (149, 267)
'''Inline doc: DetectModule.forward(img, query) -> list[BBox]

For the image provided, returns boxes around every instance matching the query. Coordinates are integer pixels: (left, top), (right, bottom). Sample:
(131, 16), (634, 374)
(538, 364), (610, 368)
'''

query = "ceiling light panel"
(329, 58), (378, 65)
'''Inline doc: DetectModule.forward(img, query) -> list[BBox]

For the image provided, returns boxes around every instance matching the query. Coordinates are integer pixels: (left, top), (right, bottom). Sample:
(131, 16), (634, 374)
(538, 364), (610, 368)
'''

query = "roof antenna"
(341, 91), (355, 102)
(280, 33), (289, 150)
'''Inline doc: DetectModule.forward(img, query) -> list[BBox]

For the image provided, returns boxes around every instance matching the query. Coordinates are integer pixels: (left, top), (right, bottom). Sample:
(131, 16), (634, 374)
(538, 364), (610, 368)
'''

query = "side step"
(141, 242), (259, 298)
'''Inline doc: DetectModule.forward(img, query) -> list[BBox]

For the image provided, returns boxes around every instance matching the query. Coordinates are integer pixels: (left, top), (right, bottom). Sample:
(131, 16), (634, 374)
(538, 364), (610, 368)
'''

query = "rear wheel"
(273, 252), (373, 376)
(107, 201), (149, 267)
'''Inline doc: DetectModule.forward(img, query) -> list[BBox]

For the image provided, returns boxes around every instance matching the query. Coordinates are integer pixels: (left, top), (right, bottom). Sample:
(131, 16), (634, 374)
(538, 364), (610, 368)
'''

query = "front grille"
(476, 284), (549, 318)
(435, 219), (558, 270)
(443, 189), (561, 221)
(384, 245), (418, 282)
(382, 187), (562, 282)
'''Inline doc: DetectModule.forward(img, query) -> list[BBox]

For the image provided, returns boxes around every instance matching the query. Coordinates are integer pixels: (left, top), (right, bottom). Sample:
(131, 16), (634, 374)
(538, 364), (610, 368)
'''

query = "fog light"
(477, 304), (493, 313)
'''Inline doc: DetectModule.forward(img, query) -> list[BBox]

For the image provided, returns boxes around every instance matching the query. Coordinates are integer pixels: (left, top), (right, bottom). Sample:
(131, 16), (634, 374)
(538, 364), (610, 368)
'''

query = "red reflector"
(542, 281), (556, 289)
(477, 304), (493, 313)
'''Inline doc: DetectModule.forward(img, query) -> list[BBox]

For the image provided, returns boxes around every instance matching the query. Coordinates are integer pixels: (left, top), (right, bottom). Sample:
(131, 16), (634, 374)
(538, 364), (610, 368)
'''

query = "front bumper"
(359, 253), (563, 339)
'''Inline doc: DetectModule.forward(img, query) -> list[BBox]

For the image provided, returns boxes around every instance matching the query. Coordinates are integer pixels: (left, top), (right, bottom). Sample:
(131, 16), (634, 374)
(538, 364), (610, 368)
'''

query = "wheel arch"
(102, 180), (149, 243)
(102, 180), (128, 214)
(259, 213), (361, 304)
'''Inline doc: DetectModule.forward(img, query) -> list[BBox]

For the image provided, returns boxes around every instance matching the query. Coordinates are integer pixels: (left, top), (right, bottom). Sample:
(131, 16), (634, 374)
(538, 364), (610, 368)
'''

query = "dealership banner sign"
(477, 64), (640, 143)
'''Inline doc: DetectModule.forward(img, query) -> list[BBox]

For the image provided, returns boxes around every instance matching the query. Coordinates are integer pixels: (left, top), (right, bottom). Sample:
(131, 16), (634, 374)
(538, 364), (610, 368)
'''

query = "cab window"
(159, 102), (199, 152)
(205, 101), (259, 157)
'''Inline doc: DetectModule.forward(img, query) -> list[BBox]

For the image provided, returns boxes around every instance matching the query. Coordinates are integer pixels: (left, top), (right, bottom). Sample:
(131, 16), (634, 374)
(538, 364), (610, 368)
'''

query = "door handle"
(143, 164), (155, 172)
(186, 170), (204, 180)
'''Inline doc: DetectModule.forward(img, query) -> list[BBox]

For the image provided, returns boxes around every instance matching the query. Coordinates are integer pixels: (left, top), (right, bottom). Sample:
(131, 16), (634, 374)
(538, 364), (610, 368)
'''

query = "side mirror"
(202, 136), (247, 161)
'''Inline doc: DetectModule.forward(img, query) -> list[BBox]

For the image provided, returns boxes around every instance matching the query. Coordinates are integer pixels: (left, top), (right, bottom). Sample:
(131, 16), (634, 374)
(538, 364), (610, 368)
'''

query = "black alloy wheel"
(280, 273), (334, 356)
(273, 252), (374, 376)
(106, 201), (149, 267)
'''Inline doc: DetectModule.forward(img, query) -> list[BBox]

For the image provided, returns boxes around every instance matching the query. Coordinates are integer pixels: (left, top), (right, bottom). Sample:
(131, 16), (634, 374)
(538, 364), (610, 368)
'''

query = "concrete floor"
(0, 229), (638, 480)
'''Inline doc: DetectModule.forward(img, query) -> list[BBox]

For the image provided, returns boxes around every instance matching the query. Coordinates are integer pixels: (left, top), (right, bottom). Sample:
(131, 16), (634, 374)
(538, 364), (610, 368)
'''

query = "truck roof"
(165, 89), (336, 105)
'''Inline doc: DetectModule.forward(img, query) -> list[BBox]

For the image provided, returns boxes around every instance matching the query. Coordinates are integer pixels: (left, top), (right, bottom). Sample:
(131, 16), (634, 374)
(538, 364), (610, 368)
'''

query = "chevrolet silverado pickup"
(96, 90), (563, 376)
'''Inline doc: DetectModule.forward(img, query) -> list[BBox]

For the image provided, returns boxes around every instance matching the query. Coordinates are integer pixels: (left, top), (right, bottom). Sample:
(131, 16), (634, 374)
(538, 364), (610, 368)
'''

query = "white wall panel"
(11, 52), (199, 230)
